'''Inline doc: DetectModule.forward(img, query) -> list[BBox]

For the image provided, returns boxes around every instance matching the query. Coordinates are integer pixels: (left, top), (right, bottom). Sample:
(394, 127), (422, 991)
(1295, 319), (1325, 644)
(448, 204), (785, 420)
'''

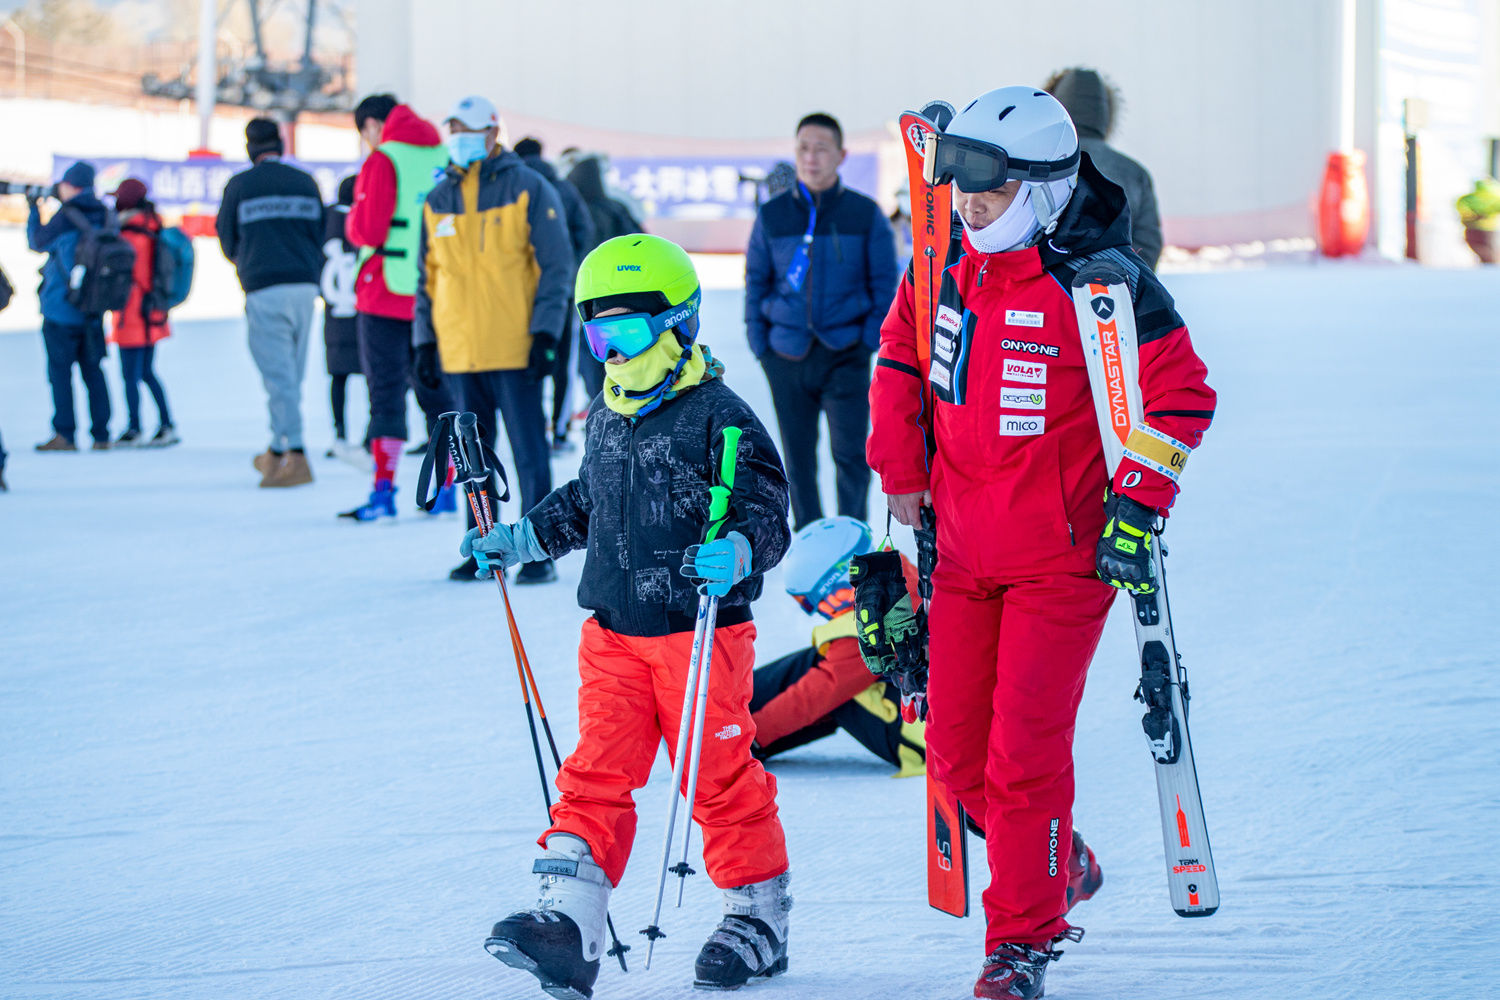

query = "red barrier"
(1317, 150), (1370, 258)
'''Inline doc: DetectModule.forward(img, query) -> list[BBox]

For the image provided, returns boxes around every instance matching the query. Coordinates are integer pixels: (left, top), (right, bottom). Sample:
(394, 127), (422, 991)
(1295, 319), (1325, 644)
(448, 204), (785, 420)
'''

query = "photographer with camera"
(26, 161), (114, 452)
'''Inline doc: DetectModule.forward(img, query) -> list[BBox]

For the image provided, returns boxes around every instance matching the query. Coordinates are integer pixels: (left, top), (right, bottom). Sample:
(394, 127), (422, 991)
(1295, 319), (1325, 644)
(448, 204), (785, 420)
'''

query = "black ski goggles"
(922, 132), (1080, 192)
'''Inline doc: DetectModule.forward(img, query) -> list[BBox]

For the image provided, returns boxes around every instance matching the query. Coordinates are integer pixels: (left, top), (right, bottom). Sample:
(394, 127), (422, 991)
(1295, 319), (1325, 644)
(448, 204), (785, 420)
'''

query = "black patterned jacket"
(527, 376), (791, 637)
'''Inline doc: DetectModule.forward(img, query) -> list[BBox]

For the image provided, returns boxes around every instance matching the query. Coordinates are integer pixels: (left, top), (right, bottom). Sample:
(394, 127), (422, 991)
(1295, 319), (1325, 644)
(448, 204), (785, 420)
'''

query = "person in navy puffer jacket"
(745, 112), (898, 528)
(27, 160), (113, 451)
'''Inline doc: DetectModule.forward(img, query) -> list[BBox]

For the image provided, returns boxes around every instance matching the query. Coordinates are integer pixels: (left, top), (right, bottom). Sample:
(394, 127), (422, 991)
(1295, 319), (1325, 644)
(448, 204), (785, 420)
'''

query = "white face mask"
(961, 184), (1041, 254)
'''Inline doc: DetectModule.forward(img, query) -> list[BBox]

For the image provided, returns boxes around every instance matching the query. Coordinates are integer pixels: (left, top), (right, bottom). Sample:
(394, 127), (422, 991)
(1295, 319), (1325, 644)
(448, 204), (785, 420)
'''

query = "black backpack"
(0, 264), (12, 313)
(62, 206), (137, 316)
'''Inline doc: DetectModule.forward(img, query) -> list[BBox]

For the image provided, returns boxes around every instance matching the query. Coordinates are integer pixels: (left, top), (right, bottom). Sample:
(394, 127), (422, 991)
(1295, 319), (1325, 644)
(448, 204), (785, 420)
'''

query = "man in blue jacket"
(745, 113), (898, 528)
(27, 160), (113, 452)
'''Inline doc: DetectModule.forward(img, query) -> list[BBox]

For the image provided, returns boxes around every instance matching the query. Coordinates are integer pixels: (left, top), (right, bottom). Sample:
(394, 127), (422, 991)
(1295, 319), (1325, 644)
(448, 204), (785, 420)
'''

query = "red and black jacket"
(867, 155), (1214, 581)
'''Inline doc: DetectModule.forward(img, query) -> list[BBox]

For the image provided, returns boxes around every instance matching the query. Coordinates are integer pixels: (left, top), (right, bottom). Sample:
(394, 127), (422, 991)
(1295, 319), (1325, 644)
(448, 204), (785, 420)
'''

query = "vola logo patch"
(1005, 309), (1044, 328)
(1002, 359), (1047, 385)
(1000, 387), (1045, 410)
(1000, 414), (1045, 436)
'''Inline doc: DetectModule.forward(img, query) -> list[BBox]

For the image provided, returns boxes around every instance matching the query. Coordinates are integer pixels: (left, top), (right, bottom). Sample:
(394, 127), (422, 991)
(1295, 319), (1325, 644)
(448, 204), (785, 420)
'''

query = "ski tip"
(1174, 905), (1219, 918)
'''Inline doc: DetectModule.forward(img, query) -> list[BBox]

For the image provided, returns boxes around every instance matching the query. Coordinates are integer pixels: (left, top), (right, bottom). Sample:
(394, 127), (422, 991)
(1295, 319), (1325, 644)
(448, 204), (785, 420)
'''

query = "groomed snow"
(2, 261), (1496, 999)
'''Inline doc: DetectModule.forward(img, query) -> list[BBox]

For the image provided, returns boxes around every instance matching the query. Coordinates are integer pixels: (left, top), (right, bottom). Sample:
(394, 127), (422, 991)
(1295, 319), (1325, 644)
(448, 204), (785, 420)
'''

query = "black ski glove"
(1096, 490), (1159, 595)
(413, 343), (443, 391)
(849, 550), (921, 678)
(526, 332), (558, 382)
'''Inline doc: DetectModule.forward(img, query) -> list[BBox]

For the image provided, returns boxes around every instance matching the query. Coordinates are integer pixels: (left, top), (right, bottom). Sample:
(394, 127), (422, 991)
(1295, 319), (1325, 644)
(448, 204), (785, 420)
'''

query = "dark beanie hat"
(111, 177), (148, 210)
(337, 173), (356, 206)
(514, 137), (543, 158)
(62, 161), (96, 191)
(246, 118), (284, 159)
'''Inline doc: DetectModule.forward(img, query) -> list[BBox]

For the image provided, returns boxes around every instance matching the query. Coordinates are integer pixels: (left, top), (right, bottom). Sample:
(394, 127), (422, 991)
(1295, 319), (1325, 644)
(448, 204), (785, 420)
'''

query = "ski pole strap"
(414, 411), (459, 512)
(703, 426), (742, 543)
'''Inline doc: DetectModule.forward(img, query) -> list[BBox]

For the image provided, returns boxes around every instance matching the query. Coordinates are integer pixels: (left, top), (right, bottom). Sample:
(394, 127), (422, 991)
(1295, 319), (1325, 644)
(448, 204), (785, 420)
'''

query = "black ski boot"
(693, 871), (791, 991)
(485, 834), (612, 1000)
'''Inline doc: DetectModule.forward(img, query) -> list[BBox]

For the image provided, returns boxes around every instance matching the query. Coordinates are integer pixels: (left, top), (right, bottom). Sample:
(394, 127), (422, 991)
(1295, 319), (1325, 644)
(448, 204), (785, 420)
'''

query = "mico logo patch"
(1000, 338), (1060, 358)
(1000, 415), (1045, 436)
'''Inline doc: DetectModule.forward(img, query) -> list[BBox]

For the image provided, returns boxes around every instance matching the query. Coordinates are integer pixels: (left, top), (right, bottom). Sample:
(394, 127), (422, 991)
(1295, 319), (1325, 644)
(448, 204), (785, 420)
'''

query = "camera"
(0, 180), (57, 199)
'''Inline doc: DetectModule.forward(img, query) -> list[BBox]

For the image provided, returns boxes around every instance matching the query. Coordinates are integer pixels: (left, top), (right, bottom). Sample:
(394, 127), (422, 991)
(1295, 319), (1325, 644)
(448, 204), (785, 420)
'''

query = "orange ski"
(926, 768), (969, 917)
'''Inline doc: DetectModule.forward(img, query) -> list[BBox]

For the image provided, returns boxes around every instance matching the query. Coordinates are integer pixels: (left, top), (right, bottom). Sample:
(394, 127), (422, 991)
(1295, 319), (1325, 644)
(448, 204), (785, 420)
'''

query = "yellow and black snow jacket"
(414, 149), (574, 373)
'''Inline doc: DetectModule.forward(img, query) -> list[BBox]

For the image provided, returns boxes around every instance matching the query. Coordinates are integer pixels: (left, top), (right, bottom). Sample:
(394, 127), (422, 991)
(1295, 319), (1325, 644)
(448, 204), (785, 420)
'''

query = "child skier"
(464, 234), (794, 998)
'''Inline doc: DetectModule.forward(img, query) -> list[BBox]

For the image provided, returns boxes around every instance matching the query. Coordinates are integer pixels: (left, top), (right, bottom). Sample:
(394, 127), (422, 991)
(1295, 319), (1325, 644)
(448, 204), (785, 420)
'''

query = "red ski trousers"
(925, 571), (1114, 950)
(542, 618), (789, 890)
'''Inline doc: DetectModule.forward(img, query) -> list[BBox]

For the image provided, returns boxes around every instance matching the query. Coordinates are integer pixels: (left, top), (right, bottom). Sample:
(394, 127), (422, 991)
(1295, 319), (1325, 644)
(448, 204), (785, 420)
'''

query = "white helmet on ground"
(929, 86), (1081, 247)
(783, 516), (875, 619)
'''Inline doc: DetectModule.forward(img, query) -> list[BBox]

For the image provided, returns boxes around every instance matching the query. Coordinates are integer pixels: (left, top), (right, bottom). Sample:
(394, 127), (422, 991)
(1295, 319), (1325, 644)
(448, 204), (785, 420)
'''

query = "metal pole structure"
(1338, 0), (1356, 152)
(3, 20), (24, 98)
(195, 0), (216, 150)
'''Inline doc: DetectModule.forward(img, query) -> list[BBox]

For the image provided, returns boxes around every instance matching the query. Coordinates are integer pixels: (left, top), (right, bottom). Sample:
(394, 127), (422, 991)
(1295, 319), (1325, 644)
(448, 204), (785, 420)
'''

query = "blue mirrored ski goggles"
(582, 289), (702, 362)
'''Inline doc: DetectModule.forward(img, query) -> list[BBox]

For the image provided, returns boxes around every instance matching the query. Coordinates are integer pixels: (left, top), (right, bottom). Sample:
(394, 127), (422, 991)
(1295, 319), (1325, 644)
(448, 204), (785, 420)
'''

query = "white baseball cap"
(446, 95), (499, 130)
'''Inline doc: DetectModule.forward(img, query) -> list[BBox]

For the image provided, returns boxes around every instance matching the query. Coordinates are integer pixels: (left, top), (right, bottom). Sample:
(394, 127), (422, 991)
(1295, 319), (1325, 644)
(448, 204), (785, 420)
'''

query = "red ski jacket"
(109, 211), (169, 348)
(868, 158), (1214, 581)
(346, 105), (444, 320)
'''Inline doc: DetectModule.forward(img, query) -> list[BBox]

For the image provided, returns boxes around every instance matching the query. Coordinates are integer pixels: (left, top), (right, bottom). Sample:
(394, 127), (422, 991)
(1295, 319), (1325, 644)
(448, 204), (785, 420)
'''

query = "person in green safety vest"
(340, 94), (458, 523)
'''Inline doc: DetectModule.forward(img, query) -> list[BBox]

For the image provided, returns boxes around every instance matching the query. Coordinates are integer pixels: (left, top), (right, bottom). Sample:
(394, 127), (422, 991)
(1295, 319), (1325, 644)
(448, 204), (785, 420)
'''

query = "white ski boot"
(693, 871), (791, 990)
(485, 834), (612, 1000)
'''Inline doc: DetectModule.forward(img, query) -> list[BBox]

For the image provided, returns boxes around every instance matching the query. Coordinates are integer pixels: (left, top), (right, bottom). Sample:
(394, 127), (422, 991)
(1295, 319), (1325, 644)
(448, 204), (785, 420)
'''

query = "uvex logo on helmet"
(616, 264), (642, 272)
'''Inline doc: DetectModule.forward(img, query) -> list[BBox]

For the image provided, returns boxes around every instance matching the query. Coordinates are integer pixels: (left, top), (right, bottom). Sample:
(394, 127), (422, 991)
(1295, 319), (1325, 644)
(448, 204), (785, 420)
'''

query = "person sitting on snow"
(749, 516), (927, 775)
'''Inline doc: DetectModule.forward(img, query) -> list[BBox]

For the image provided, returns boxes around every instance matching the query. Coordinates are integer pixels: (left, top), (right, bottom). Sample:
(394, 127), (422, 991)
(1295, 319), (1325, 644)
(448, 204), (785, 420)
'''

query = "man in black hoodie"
(1044, 68), (1163, 270)
(566, 154), (644, 398)
(217, 118), (325, 488)
(515, 137), (596, 449)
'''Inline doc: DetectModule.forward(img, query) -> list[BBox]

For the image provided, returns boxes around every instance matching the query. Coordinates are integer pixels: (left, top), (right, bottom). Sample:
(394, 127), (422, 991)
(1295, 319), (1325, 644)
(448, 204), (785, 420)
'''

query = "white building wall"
(360, 0), (1495, 253)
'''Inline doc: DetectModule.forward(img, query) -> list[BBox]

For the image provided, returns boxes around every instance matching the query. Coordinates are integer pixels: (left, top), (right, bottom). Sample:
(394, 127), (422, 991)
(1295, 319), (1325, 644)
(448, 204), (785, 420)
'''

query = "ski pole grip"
(454, 412), (487, 483)
(703, 426), (742, 543)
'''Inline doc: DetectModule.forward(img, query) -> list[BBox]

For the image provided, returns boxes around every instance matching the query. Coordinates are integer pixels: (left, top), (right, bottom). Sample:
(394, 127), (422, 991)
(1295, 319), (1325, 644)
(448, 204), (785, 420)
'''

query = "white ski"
(1070, 260), (1220, 917)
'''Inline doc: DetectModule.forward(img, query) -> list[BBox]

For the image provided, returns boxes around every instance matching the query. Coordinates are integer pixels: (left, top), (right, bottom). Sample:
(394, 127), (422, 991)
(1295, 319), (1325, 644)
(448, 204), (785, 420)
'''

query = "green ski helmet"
(576, 234), (702, 361)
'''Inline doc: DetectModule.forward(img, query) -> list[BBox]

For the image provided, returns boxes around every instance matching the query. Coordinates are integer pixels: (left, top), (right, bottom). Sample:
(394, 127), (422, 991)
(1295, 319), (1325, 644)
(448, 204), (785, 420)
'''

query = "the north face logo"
(714, 725), (741, 741)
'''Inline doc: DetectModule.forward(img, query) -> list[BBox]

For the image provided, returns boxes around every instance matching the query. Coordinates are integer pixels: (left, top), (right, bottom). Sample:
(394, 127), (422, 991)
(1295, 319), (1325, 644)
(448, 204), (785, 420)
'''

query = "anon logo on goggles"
(922, 131), (1080, 193)
(583, 288), (702, 362)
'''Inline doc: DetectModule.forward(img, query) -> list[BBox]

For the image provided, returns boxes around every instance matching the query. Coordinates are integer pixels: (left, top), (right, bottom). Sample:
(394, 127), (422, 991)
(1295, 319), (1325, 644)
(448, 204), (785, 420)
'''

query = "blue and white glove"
(680, 531), (753, 597)
(460, 517), (549, 578)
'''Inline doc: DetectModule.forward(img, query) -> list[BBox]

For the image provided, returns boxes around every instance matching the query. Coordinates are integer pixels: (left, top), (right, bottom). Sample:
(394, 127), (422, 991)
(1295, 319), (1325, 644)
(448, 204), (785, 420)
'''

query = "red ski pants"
(542, 618), (789, 889)
(925, 571), (1114, 949)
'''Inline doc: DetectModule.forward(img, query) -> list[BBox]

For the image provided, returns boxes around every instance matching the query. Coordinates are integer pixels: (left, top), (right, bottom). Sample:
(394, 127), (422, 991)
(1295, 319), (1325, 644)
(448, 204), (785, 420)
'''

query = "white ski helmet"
(783, 516), (874, 618)
(931, 85), (1081, 232)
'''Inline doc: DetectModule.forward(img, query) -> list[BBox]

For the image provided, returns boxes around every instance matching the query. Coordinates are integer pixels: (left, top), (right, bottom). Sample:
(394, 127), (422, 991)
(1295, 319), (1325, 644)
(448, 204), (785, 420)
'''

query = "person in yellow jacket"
(414, 95), (575, 582)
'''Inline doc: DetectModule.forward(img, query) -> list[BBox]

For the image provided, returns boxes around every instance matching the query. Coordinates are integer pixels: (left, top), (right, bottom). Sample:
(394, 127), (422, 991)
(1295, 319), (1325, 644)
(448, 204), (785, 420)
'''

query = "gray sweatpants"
(245, 283), (317, 452)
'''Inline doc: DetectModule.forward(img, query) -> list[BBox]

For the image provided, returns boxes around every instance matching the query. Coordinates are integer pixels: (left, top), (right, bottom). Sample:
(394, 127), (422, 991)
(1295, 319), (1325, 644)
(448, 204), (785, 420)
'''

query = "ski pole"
(640, 427), (742, 966)
(429, 411), (632, 971)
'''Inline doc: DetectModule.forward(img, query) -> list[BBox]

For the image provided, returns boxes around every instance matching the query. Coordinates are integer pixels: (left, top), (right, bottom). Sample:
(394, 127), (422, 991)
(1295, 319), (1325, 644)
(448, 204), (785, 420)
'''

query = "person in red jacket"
(107, 178), (178, 448)
(867, 86), (1214, 999)
(750, 516), (927, 775)
(341, 94), (457, 521)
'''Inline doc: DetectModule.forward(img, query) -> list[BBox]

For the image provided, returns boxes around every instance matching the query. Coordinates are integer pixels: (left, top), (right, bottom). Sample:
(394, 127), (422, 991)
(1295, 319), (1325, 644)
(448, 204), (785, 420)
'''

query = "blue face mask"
(447, 132), (489, 167)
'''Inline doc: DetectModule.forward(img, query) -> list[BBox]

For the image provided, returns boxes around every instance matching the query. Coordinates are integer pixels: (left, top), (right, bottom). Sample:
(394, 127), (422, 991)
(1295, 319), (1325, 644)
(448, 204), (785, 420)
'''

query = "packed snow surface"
(2, 263), (1496, 999)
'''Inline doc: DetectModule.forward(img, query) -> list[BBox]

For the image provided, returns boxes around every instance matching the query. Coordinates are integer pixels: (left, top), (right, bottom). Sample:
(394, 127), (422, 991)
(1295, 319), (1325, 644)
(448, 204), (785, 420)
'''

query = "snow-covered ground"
(2, 263), (1497, 1000)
